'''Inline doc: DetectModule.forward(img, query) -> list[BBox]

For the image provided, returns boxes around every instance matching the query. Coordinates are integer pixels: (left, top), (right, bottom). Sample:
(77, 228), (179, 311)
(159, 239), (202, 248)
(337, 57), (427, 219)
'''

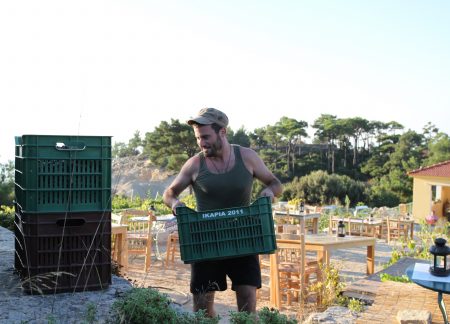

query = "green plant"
(347, 298), (365, 313)
(257, 307), (298, 324)
(228, 311), (258, 324)
(0, 205), (14, 231)
(109, 288), (177, 323)
(46, 314), (56, 324)
(344, 195), (351, 213)
(309, 263), (345, 309)
(335, 295), (365, 313)
(109, 288), (219, 324)
(384, 220), (444, 268)
(177, 309), (219, 324)
(228, 307), (297, 324)
(81, 302), (97, 324)
(380, 273), (411, 283)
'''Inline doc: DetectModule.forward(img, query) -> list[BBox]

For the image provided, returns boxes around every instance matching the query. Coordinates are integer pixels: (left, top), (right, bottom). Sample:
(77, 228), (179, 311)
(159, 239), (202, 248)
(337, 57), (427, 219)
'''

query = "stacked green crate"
(14, 135), (112, 294)
(15, 135), (112, 213)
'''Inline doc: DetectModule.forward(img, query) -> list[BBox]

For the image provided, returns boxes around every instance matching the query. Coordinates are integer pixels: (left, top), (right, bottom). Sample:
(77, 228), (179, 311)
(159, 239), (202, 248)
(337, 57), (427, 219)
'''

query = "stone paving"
(355, 257), (450, 324)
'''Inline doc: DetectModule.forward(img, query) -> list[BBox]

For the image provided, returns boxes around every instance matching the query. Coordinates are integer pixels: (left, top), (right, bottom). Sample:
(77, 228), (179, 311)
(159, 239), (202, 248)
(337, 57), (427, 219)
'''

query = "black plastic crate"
(19, 262), (111, 294)
(15, 211), (111, 267)
(14, 208), (111, 294)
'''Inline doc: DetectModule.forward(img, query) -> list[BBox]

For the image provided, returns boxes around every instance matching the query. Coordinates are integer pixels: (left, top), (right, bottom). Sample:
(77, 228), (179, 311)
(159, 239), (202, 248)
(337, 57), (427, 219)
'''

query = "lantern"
(429, 238), (450, 277)
(299, 201), (305, 213)
(337, 220), (346, 237)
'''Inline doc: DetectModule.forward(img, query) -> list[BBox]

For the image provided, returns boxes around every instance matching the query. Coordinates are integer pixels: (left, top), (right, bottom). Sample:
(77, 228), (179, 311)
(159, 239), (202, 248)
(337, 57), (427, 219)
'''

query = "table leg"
(438, 292), (449, 324)
(367, 245), (374, 275)
(120, 232), (128, 271)
(312, 218), (318, 234)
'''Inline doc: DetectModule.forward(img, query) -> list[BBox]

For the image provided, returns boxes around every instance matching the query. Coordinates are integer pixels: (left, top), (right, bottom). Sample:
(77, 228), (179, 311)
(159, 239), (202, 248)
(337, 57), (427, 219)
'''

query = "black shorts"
(190, 255), (261, 294)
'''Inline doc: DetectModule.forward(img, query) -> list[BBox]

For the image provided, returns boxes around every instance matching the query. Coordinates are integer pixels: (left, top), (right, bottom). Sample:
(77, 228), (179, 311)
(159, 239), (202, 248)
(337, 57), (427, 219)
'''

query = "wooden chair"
(111, 213), (124, 262)
(121, 209), (156, 272)
(165, 231), (179, 268)
(328, 216), (345, 235)
(385, 216), (409, 244)
(260, 234), (321, 309)
(347, 217), (364, 236)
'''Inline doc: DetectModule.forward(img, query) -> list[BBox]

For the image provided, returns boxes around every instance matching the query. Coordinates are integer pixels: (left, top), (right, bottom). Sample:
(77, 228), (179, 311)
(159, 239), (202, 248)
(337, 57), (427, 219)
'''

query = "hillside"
(112, 155), (176, 199)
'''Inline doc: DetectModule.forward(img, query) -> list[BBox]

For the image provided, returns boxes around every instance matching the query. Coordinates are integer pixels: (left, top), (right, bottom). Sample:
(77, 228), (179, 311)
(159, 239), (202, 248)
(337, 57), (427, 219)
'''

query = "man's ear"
(220, 128), (227, 136)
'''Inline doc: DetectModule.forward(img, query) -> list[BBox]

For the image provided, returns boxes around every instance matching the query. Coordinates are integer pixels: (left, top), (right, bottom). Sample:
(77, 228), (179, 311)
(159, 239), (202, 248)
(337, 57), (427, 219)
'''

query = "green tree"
(112, 142), (135, 158)
(248, 127), (268, 150)
(380, 130), (424, 202)
(0, 161), (14, 206)
(275, 116), (308, 177)
(313, 114), (339, 173)
(344, 117), (370, 166)
(142, 119), (197, 171)
(228, 126), (251, 147)
(425, 132), (450, 165)
(128, 130), (143, 153)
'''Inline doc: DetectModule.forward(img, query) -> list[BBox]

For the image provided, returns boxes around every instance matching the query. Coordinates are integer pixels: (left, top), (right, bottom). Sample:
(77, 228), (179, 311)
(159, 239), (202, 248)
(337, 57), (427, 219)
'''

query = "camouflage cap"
(187, 108), (229, 128)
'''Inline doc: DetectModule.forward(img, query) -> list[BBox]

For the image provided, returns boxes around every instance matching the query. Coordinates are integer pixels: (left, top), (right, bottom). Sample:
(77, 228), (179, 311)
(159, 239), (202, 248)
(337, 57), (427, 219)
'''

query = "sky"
(1, 0), (450, 163)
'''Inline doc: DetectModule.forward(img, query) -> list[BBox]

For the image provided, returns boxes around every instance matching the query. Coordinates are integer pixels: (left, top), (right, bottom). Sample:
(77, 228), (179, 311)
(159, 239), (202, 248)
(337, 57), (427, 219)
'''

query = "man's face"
(193, 124), (223, 157)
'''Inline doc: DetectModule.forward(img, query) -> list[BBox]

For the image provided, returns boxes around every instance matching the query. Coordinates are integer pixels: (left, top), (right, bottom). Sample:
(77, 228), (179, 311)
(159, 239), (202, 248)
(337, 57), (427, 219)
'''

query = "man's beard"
(202, 136), (223, 157)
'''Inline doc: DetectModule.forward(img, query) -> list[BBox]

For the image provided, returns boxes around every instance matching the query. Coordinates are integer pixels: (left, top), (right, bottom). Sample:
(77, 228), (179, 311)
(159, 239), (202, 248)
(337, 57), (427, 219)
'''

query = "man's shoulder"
(236, 145), (257, 158)
(186, 154), (202, 165)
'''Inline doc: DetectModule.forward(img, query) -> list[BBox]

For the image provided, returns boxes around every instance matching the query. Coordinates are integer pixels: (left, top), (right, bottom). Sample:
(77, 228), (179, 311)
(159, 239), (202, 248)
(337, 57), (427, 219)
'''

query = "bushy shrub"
(367, 184), (400, 207)
(229, 307), (297, 323)
(281, 170), (367, 207)
(0, 205), (14, 231)
(109, 288), (219, 324)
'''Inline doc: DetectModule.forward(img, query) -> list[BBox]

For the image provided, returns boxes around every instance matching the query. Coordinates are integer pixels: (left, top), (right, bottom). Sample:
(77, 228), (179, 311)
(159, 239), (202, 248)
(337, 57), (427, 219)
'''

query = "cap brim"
(187, 116), (214, 125)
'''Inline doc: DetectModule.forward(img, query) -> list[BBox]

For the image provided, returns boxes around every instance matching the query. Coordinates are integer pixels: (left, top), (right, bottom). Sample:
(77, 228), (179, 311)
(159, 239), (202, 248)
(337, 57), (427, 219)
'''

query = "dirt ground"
(118, 232), (393, 323)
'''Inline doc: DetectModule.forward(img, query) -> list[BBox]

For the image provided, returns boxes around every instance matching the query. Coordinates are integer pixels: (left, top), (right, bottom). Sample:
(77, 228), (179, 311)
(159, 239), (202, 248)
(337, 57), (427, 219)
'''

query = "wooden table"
(277, 234), (376, 275)
(273, 210), (321, 234)
(112, 224), (128, 271)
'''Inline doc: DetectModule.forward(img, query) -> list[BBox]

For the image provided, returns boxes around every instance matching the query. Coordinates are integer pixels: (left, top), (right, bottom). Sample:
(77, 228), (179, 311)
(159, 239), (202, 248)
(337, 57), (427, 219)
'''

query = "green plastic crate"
(175, 196), (276, 263)
(14, 135), (112, 213)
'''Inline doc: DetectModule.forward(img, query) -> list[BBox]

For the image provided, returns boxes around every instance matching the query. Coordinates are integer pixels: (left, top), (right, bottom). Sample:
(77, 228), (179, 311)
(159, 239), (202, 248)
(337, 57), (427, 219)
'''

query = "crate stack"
(14, 135), (112, 294)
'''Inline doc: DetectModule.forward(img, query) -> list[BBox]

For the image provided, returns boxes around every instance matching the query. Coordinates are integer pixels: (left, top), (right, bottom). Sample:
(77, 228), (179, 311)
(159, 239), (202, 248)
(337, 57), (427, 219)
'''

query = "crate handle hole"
(56, 219), (86, 227)
(55, 142), (86, 151)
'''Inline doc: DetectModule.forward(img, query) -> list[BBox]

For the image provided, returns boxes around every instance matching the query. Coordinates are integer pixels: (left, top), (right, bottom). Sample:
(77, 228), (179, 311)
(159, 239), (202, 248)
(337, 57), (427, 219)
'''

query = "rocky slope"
(112, 155), (176, 198)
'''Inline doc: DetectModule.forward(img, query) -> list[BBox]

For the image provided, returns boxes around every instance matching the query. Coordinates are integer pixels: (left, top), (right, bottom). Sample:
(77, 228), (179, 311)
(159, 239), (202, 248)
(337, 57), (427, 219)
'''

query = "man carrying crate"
(163, 107), (283, 317)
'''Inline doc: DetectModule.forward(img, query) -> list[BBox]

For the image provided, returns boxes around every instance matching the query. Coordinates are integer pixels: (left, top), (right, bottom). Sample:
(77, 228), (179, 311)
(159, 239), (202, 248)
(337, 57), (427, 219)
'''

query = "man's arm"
(241, 147), (283, 201)
(163, 156), (198, 215)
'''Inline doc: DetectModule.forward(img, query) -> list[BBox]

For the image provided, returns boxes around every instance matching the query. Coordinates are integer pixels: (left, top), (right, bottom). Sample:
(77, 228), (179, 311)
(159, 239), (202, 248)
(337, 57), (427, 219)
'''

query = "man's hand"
(260, 187), (275, 202)
(171, 199), (186, 216)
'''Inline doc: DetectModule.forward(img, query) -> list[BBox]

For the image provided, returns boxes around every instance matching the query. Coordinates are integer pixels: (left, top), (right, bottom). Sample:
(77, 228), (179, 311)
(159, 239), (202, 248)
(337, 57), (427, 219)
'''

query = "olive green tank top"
(192, 145), (254, 211)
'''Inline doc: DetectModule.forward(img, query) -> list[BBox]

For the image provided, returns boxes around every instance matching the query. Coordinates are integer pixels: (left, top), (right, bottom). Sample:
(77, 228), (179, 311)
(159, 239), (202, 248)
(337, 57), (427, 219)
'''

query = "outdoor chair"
(385, 216), (409, 244)
(347, 217), (364, 236)
(111, 213), (124, 262)
(259, 233), (321, 308)
(164, 231), (179, 268)
(120, 209), (156, 272)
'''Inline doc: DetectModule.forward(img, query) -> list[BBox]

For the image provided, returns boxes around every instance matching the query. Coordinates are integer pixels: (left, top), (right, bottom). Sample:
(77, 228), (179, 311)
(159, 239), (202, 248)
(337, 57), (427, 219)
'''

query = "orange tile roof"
(408, 160), (450, 177)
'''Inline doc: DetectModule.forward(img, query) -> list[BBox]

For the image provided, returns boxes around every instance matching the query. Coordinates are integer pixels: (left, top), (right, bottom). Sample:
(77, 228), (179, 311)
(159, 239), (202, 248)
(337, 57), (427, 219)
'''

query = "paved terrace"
(2, 223), (450, 323)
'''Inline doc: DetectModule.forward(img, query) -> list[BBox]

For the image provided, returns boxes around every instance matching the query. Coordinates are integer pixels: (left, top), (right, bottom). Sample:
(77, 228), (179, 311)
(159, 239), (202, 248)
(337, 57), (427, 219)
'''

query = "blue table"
(406, 263), (450, 324)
